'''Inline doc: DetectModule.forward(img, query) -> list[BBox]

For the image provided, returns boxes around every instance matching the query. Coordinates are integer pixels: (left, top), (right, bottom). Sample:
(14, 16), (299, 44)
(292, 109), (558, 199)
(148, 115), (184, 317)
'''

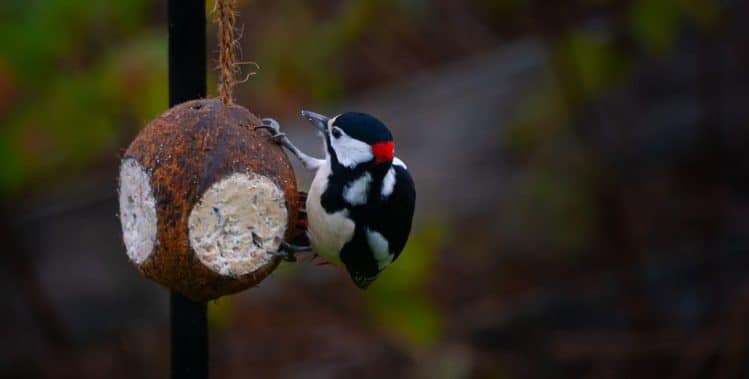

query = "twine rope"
(216, 0), (239, 105)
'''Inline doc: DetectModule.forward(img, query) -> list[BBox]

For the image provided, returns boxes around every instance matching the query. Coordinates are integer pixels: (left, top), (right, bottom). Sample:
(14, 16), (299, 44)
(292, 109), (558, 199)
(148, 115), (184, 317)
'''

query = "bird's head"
(301, 110), (394, 170)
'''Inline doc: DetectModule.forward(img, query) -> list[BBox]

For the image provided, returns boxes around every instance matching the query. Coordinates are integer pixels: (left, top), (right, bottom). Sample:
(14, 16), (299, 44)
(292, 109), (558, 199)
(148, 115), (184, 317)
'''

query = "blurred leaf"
(676, 0), (721, 28)
(505, 82), (570, 154)
(0, 32), (165, 195)
(0, 1), (157, 195)
(366, 221), (445, 349)
(503, 80), (598, 258)
(0, 132), (23, 194)
(240, 0), (402, 106)
(628, 0), (720, 55)
(557, 30), (630, 98)
(208, 296), (237, 331)
(629, 0), (681, 55)
(0, 59), (15, 115)
(0, 0), (148, 86)
(501, 147), (598, 258)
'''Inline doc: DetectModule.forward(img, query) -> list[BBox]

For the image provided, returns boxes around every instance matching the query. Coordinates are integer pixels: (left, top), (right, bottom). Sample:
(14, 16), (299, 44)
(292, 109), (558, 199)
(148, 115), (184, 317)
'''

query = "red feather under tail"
(292, 191), (333, 267)
(290, 191), (310, 247)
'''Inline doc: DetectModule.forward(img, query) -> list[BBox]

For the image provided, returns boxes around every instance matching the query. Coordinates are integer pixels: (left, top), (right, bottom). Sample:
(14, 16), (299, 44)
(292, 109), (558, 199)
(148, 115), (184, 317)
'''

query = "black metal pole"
(168, 1), (207, 379)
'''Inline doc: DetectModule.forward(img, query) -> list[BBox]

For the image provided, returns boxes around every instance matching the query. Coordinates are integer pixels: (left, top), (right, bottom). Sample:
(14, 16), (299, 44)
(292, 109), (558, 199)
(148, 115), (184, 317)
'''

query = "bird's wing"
(371, 162), (415, 260)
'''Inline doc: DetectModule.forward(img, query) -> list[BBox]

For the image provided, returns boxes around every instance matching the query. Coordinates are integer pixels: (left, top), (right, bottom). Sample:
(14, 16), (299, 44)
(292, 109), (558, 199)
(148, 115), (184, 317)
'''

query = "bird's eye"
(332, 128), (342, 139)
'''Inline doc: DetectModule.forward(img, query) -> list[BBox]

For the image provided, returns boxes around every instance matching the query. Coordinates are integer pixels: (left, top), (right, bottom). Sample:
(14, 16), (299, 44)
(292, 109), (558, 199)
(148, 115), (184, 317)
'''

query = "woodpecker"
(259, 111), (415, 288)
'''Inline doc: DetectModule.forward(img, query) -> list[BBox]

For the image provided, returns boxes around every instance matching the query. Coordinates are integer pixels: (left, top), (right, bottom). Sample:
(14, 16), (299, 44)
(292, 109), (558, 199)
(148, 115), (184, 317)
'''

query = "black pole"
(168, 1), (207, 379)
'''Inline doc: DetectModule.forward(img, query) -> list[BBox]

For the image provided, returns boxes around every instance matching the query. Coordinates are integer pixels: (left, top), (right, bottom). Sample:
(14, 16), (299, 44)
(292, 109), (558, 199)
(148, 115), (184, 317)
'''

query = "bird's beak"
(300, 110), (330, 134)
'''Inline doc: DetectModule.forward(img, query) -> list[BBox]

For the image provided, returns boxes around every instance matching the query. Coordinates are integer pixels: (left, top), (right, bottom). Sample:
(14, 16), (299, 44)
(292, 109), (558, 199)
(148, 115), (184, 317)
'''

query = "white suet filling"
(188, 173), (288, 277)
(119, 158), (158, 265)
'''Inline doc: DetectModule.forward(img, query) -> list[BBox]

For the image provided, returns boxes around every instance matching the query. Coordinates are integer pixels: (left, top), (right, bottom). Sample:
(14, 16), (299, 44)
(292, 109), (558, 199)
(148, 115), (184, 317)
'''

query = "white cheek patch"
(119, 158), (158, 265)
(393, 157), (407, 169)
(188, 173), (288, 277)
(343, 172), (372, 205)
(366, 229), (393, 270)
(332, 135), (374, 168)
(381, 167), (396, 198)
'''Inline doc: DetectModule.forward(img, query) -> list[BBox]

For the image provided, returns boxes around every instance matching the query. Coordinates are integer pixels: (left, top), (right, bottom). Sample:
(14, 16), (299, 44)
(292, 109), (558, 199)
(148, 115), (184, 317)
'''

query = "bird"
(258, 111), (415, 288)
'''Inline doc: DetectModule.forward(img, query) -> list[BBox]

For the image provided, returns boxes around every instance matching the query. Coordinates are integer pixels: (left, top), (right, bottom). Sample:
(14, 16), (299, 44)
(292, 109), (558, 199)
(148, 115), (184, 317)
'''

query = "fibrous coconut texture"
(119, 98), (298, 301)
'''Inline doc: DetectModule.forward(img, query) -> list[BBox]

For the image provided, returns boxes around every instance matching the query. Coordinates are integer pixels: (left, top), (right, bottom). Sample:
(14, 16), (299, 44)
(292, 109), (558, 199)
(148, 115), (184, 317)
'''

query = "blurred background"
(2, 0), (749, 378)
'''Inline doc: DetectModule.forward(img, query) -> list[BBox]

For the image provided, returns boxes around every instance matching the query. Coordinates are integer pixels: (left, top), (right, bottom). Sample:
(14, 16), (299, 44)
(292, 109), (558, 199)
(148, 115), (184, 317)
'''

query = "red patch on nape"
(371, 141), (394, 164)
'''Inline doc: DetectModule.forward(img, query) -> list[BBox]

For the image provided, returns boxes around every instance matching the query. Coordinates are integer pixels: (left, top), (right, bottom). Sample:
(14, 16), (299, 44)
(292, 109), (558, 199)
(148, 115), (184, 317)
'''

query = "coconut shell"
(119, 98), (298, 301)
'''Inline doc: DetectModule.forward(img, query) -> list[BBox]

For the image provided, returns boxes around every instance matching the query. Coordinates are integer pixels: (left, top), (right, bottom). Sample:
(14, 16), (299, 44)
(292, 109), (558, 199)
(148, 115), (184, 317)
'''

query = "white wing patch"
(393, 157), (407, 169)
(366, 229), (393, 270)
(381, 167), (396, 198)
(343, 172), (372, 205)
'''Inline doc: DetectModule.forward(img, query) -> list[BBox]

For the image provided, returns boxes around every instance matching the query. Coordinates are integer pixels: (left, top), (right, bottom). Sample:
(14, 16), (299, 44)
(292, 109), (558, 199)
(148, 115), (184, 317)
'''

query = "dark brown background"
(1, 1), (749, 378)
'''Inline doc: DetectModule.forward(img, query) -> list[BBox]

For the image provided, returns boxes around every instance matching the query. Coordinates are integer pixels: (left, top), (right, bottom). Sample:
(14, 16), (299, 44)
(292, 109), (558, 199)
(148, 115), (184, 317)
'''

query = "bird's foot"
(268, 241), (312, 262)
(256, 118), (289, 145)
(256, 118), (324, 171)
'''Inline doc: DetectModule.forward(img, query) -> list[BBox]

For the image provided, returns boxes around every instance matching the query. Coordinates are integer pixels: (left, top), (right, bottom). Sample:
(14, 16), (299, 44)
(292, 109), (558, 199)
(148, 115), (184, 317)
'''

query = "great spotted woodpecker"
(260, 111), (415, 288)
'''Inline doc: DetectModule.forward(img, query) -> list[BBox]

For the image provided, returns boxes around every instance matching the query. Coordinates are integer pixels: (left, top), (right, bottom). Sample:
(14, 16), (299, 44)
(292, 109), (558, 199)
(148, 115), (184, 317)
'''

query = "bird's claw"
(270, 132), (288, 144)
(268, 250), (296, 262)
(260, 118), (281, 132)
(257, 118), (290, 145)
(268, 241), (312, 262)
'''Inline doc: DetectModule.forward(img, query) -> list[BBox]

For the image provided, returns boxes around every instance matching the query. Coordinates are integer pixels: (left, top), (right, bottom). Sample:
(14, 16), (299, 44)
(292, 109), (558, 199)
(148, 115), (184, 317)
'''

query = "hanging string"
(216, 0), (238, 105)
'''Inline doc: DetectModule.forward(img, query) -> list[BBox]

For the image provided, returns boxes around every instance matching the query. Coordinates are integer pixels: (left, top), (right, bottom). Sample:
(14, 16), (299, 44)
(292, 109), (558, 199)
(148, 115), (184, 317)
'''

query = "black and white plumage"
(262, 111), (415, 288)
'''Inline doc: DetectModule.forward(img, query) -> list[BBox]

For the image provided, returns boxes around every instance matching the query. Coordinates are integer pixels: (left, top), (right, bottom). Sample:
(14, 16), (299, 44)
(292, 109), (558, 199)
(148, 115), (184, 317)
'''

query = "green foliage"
(504, 159), (597, 257)
(505, 82), (570, 154)
(0, 1), (163, 195)
(208, 295), (237, 331)
(676, 0), (721, 27)
(556, 31), (631, 98)
(504, 83), (598, 258)
(0, 33), (166, 194)
(628, 0), (721, 55)
(2, 0), (636, 196)
(505, 0), (724, 258)
(244, 0), (393, 105)
(0, 0), (148, 86)
(629, 0), (681, 55)
(365, 221), (445, 349)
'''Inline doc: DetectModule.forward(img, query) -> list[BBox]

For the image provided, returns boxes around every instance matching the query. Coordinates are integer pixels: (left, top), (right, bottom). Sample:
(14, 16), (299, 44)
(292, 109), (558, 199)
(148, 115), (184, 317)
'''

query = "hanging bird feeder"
(118, 0), (298, 301)
(119, 99), (298, 301)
